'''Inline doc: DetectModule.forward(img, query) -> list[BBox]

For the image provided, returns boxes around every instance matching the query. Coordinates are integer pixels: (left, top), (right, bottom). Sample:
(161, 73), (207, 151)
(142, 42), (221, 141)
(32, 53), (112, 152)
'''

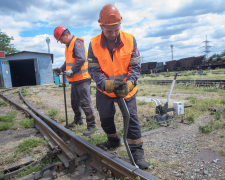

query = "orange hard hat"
(98, 4), (122, 25)
(54, 26), (67, 42)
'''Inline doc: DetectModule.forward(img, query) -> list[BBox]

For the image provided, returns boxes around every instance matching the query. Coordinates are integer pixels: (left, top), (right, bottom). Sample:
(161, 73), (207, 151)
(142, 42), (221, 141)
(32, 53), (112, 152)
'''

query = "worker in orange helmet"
(88, 4), (148, 169)
(53, 26), (96, 136)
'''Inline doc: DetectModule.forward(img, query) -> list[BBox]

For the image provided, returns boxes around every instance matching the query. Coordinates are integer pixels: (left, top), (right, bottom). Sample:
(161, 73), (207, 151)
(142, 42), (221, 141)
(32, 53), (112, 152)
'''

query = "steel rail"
(0, 91), (77, 175)
(18, 89), (158, 180)
(139, 80), (225, 86)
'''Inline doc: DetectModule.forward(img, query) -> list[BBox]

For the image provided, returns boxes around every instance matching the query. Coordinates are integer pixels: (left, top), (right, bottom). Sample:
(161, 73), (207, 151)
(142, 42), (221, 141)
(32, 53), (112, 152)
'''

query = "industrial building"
(0, 51), (54, 88)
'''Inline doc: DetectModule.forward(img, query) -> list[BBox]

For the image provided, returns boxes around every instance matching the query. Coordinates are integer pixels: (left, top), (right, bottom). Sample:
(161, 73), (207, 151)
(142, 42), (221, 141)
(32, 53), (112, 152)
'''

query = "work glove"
(105, 80), (115, 93)
(53, 67), (61, 76)
(113, 79), (128, 98)
(66, 69), (74, 78)
(127, 81), (134, 93)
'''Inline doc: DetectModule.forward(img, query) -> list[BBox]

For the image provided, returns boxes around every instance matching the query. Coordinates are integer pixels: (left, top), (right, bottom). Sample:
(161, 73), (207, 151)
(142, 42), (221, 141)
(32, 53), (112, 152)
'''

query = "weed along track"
(0, 88), (158, 180)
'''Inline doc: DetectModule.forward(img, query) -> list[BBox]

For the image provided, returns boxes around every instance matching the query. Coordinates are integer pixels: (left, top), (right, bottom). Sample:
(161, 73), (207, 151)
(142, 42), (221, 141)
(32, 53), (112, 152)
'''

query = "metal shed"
(0, 51), (54, 88)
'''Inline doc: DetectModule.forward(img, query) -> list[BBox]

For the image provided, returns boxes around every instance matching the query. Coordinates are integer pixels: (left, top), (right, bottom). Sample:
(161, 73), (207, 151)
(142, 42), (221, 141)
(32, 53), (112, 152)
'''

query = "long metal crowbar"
(120, 98), (139, 168)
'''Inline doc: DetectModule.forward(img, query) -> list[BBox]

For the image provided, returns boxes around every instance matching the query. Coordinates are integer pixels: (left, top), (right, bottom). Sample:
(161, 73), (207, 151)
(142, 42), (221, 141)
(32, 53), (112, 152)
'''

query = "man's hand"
(113, 79), (128, 98)
(53, 68), (62, 76)
(105, 80), (115, 93)
(66, 69), (74, 78)
(127, 81), (134, 93)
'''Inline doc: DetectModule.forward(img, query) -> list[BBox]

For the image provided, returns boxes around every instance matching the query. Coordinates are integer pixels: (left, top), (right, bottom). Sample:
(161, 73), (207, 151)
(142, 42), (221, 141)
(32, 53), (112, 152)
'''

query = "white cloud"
(1, 0), (225, 65)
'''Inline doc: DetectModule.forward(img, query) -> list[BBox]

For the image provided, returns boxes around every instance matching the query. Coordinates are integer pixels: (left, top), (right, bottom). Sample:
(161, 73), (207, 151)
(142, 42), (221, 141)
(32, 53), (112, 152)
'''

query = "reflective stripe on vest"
(91, 31), (138, 99)
(65, 37), (90, 82)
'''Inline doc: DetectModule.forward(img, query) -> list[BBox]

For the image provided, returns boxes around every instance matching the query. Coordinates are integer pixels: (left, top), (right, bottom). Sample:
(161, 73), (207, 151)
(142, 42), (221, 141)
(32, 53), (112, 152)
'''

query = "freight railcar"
(201, 56), (225, 70)
(141, 55), (225, 74)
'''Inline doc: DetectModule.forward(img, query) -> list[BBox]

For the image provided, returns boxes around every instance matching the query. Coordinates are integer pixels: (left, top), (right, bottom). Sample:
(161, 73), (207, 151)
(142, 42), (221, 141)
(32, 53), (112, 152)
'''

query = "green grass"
(141, 118), (160, 133)
(186, 115), (195, 123)
(151, 94), (156, 96)
(139, 92), (149, 96)
(199, 120), (225, 133)
(19, 118), (34, 128)
(84, 133), (107, 145)
(184, 97), (222, 120)
(139, 69), (225, 81)
(58, 115), (66, 122)
(0, 100), (7, 107)
(21, 89), (31, 97)
(17, 156), (59, 178)
(10, 125), (18, 130)
(147, 160), (157, 169)
(185, 95), (198, 104)
(35, 101), (43, 105)
(0, 111), (17, 130)
(16, 138), (47, 153)
(221, 98), (225, 105)
(136, 100), (148, 105)
(0, 122), (13, 131)
(48, 108), (58, 118)
(118, 128), (124, 137)
(0, 111), (17, 122)
(199, 110), (225, 133)
(215, 111), (222, 120)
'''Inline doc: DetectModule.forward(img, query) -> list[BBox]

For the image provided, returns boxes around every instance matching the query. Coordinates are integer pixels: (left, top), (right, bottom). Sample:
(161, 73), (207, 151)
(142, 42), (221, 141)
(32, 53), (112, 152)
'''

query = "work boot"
(67, 117), (83, 128)
(96, 140), (121, 150)
(74, 117), (84, 125)
(135, 159), (148, 170)
(83, 127), (96, 136)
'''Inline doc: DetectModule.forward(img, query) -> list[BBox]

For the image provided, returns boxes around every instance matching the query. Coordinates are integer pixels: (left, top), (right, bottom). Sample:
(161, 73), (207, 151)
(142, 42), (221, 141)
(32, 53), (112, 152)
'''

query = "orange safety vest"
(91, 31), (138, 99)
(65, 37), (90, 82)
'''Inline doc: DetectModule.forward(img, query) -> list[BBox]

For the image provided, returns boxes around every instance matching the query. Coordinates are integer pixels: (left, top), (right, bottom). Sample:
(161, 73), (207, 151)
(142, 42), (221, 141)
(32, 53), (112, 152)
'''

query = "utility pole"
(141, 56), (145, 63)
(202, 35), (211, 58)
(46, 37), (50, 53)
(170, 44), (173, 60)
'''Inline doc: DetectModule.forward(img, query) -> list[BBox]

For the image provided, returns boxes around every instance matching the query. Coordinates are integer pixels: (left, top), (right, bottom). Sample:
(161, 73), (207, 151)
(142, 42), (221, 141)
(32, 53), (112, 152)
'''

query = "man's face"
(100, 24), (120, 41)
(59, 33), (70, 45)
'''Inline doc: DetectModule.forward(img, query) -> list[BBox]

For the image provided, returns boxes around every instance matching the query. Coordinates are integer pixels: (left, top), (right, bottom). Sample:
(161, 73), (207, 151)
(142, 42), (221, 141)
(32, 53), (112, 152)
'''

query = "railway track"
(139, 80), (225, 88)
(0, 89), (158, 180)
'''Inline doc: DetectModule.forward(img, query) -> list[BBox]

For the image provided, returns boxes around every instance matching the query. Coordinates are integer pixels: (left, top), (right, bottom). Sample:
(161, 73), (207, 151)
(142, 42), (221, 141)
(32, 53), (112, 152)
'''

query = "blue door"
(1, 60), (12, 88)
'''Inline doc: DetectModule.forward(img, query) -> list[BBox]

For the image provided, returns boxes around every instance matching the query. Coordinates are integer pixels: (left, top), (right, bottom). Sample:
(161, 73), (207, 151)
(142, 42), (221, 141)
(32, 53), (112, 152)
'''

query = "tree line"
(0, 30), (19, 55)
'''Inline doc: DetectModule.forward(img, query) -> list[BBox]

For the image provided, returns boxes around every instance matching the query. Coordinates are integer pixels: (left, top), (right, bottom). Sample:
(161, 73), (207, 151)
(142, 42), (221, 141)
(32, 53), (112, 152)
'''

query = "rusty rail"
(0, 91), (77, 178)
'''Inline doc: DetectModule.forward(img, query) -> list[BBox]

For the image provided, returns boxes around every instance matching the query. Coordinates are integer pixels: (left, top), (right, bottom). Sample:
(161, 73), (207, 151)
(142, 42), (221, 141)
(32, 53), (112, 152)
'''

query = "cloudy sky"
(1, 0), (225, 67)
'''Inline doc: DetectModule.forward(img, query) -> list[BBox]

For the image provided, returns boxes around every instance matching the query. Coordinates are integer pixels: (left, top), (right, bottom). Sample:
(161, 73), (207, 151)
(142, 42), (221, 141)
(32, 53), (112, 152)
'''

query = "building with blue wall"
(0, 51), (54, 88)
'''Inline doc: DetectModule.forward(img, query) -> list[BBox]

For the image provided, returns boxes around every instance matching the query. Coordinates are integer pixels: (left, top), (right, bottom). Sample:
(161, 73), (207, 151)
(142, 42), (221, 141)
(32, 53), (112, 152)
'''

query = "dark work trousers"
(96, 90), (144, 160)
(71, 80), (96, 128)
